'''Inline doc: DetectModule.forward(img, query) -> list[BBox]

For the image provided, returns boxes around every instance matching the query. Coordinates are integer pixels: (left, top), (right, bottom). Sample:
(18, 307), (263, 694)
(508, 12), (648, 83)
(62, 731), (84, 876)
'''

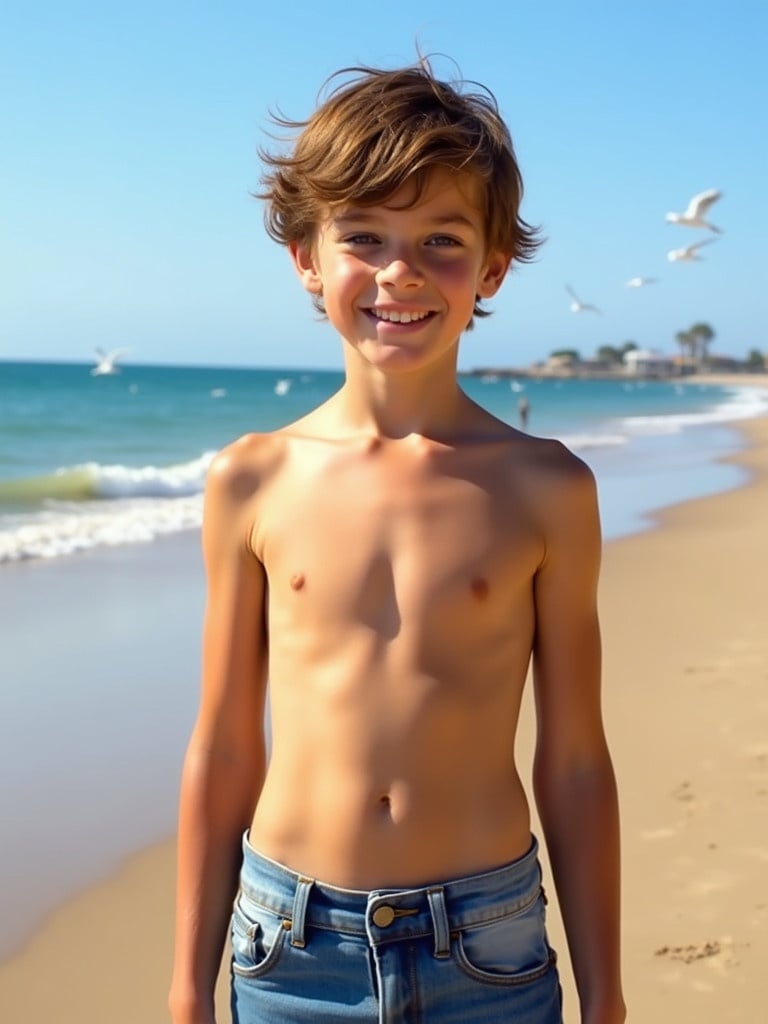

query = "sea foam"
(0, 496), (204, 562)
(0, 453), (214, 562)
(0, 452), (215, 505)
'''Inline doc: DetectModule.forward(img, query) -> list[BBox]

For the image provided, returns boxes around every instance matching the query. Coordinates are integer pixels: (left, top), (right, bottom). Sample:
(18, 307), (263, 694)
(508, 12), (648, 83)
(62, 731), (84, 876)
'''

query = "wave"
(0, 453), (216, 505)
(618, 386), (768, 435)
(0, 495), (204, 562)
(0, 453), (215, 562)
(559, 433), (628, 451)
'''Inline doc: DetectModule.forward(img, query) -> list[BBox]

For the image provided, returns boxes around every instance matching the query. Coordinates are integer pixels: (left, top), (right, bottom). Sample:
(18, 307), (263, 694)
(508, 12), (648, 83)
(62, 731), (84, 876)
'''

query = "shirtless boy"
(169, 61), (625, 1024)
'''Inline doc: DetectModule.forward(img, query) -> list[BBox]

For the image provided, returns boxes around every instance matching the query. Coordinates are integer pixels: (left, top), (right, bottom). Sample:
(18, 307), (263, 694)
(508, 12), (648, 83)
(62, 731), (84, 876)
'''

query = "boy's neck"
(336, 351), (471, 442)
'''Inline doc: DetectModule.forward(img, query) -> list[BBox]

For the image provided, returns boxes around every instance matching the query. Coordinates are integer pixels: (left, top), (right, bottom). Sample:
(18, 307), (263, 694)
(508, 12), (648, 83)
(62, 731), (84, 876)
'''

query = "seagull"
(667, 237), (720, 263)
(665, 189), (723, 233)
(566, 284), (602, 315)
(90, 347), (130, 375)
(625, 276), (658, 288)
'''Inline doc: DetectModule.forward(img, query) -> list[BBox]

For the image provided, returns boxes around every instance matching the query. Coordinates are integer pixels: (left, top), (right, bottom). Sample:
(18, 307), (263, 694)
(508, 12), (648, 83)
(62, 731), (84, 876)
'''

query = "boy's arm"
(531, 450), (626, 1024)
(169, 443), (270, 1024)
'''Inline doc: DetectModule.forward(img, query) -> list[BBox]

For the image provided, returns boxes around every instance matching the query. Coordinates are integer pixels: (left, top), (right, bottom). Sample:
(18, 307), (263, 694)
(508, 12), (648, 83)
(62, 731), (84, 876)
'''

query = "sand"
(1, 407), (767, 1022)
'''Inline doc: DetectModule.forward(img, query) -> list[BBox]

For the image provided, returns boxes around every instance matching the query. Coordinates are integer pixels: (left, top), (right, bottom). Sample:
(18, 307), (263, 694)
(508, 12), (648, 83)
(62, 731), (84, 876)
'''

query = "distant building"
(543, 353), (579, 375)
(623, 348), (675, 378)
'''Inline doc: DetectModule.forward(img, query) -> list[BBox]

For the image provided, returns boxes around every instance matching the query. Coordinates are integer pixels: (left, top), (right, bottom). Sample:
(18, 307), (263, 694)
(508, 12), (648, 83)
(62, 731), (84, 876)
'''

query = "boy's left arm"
(531, 450), (626, 1024)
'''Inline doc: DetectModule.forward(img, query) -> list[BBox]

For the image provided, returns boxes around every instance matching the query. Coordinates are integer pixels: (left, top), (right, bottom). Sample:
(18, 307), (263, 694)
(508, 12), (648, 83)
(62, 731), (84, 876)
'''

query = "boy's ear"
(289, 240), (323, 295)
(476, 251), (512, 299)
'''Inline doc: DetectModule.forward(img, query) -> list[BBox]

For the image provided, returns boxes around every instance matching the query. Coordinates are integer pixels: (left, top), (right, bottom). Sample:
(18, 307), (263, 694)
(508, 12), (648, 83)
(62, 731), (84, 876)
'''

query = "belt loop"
(290, 876), (314, 947)
(427, 887), (450, 958)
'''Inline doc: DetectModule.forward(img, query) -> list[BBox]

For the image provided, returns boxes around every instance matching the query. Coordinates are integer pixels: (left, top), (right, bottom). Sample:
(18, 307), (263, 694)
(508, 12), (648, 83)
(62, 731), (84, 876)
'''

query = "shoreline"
(2, 414), (768, 1021)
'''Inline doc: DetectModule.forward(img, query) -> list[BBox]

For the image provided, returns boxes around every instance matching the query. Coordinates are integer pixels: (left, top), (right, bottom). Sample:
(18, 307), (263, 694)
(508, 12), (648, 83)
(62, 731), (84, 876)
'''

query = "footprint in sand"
(671, 780), (703, 821)
(655, 940), (722, 964)
(654, 937), (744, 976)
(672, 780), (696, 802)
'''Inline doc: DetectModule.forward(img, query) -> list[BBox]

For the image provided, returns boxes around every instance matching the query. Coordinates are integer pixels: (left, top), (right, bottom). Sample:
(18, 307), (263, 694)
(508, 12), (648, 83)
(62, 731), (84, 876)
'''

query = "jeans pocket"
(230, 891), (288, 978)
(455, 889), (555, 985)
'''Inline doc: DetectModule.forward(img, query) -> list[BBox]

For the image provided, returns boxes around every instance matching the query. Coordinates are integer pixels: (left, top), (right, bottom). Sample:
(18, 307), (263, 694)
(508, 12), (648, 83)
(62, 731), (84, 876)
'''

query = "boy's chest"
(256, 451), (541, 631)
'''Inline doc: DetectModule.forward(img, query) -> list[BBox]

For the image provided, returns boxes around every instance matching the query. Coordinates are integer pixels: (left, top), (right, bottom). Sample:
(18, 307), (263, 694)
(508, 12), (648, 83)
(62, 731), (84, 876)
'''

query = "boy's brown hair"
(258, 59), (541, 321)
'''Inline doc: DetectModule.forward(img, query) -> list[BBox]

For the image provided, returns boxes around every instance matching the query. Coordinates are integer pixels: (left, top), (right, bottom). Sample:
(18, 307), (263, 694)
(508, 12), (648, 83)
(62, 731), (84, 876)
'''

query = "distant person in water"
(169, 57), (625, 1024)
(518, 395), (531, 431)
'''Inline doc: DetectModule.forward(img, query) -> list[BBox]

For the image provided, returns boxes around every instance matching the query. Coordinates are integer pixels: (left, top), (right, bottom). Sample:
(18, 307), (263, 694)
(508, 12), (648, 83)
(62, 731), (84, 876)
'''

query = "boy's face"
(289, 168), (510, 374)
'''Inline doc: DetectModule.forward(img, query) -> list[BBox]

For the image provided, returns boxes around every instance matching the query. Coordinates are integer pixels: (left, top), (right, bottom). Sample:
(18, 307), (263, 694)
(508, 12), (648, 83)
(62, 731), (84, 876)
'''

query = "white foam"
(0, 495), (203, 562)
(560, 433), (629, 451)
(82, 452), (215, 499)
(619, 386), (768, 435)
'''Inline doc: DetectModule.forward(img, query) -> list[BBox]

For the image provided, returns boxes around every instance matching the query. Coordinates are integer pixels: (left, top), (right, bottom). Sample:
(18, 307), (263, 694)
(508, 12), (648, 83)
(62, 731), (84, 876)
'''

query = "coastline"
(1, 409), (767, 1022)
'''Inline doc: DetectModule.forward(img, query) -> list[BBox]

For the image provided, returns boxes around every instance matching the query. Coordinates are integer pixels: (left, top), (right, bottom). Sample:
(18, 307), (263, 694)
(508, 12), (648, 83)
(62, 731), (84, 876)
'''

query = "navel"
(290, 572), (306, 591)
(470, 577), (489, 601)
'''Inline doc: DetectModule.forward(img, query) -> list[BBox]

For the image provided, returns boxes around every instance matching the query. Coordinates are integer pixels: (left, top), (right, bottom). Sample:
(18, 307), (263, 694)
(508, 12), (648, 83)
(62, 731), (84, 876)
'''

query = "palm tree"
(675, 329), (696, 372)
(689, 322), (715, 367)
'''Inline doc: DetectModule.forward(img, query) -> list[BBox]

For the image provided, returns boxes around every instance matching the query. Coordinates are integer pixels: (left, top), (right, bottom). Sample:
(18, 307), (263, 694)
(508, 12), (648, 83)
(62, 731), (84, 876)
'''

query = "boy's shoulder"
(486, 427), (598, 534)
(514, 430), (598, 497)
(513, 431), (593, 480)
(204, 409), (330, 498)
(204, 428), (293, 509)
(475, 410), (595, 487)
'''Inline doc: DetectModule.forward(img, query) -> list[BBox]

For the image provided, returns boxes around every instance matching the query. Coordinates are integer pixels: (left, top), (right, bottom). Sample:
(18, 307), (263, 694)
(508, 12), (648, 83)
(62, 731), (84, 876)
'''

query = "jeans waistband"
(237, 832), (543, 952)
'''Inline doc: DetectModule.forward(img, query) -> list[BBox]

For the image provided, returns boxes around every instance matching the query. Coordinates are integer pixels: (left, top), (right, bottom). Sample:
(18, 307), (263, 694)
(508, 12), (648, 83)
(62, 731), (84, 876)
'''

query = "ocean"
(1, 359), (767, 562)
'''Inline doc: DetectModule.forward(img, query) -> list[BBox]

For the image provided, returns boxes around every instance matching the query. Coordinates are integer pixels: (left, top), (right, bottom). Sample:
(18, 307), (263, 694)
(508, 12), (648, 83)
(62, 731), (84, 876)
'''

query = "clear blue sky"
(3, 0), (766, 370)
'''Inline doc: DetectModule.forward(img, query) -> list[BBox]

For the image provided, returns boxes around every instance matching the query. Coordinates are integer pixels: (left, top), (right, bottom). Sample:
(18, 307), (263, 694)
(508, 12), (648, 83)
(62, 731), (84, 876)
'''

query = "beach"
(1, 402), (767, 1022)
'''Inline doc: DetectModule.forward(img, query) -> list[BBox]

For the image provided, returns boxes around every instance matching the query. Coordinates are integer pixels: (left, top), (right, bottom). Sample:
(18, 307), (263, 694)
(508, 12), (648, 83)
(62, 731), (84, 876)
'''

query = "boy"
(169, 61), (624, 1024)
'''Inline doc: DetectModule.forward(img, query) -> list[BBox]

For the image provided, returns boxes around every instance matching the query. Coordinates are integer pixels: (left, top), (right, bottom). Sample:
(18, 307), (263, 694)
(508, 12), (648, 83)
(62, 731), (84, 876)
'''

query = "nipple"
(470, 577), (489, 601)
(290, 572), (306, 591)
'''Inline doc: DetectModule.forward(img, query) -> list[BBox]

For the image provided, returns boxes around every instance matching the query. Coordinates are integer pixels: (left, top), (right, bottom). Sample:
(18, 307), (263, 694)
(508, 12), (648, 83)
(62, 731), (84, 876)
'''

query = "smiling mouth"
(367, 308), (435, 324)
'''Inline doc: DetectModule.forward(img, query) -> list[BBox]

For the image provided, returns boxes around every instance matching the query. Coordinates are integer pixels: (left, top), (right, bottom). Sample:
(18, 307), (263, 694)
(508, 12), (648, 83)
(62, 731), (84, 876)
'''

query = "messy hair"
(258, 58), (541, 320)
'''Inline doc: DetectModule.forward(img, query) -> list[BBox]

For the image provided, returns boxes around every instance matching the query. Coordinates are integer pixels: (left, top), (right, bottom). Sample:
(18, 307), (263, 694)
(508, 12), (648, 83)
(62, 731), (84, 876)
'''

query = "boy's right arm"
(169, 442), (270, 1024)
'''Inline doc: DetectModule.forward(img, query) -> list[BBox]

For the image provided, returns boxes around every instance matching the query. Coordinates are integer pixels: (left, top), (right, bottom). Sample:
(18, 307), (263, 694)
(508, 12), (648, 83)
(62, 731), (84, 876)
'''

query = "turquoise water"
(2, 359), (766, 561)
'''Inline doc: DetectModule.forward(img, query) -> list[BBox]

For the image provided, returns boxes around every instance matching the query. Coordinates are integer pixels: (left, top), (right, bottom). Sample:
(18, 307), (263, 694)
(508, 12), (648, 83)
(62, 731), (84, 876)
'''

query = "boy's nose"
(376, 255), (424, 289)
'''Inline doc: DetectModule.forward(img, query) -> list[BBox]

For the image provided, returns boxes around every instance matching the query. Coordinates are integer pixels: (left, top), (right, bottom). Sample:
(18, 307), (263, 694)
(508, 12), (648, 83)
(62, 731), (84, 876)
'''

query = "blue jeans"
(230, 833), (562, 1023)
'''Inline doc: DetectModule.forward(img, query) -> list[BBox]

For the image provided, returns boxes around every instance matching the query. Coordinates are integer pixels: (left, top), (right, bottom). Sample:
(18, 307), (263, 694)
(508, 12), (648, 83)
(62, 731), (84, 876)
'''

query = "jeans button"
(372, 905), (395, 927)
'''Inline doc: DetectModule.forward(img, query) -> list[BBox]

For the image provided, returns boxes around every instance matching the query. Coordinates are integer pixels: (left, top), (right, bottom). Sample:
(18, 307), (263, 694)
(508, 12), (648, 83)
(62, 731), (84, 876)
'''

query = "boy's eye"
(426, 235), (461, 247)
(344, 233), (380, 245)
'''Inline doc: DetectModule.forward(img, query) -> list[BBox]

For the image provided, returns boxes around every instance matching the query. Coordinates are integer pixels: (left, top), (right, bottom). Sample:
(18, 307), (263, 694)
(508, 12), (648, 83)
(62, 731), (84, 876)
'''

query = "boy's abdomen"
(249, 684), (534, 889)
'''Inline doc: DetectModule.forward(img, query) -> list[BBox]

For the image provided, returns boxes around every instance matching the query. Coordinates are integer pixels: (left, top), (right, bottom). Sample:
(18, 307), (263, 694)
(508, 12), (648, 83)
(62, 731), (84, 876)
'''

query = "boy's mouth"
(367, 307), (435, 324)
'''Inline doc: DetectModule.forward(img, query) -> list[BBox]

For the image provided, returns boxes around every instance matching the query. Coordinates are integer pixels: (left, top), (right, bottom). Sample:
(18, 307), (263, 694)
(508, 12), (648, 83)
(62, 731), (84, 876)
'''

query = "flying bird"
(665, 189), (723, 233)
(625, 277), (658, 288)
(667, 238), (719, 263)
(566, 284), (602, 315)
(90, 347), (130, 375)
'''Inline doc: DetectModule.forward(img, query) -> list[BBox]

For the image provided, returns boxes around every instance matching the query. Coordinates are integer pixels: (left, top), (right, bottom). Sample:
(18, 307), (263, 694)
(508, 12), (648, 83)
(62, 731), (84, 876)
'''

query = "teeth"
(371, 309), (430, 323)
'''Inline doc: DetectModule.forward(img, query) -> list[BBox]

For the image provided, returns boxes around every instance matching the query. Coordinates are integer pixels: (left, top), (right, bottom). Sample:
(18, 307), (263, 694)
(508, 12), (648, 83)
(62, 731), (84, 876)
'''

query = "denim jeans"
(230, 832), (562, 1023)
